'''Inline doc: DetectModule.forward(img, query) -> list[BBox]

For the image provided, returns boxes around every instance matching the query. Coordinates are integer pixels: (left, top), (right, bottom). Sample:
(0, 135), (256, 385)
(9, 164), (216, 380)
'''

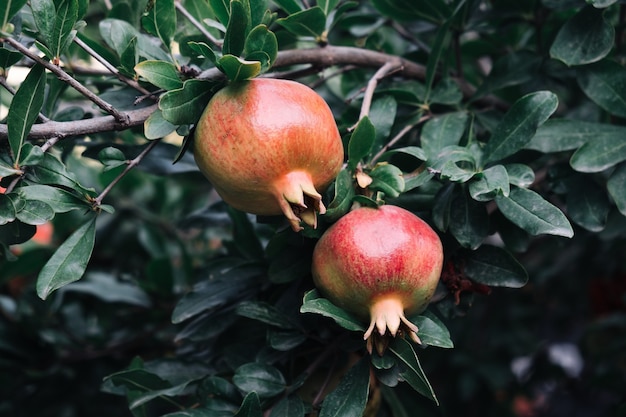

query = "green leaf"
(15, 200), (54, 225)
(319, 358), (370, 417)
(135, 60), (182, 90)
(232, 363), (286, 398)
(17, 185), (86, 213)
(483, 91), (558, 165)
(324, 168), (356, 222)
(7, 64), (46, 164)
(227, 207), (265, 260)
(607, 162), (626, 216)
(187, 41), (218, 65)
(218, 55), (262, 81)
(26, 153), (96, 196)
(243, 24), (278, 72)
(550, 5), (614, 66)
(347, 116), (376, 171)
(464, 245), (528, 288)
(159, 79), (216, 125)
(411, 313), (453, 348)
(495, 187), (574, 238)
(129, 382), (191, 410)
(369, 95), (397, 147)
(31, 0), (56, 48)
(379, 146), (427, 163)
(570, 135), (626, 173)
(577, 59), (626, 118)
(0, 194), (17, 225)
(318, 0), (339, 16)
(63, 272), (151, 307)
(276, 6), (326, 39)
(271, 0), (302, 14)
(141, 0), (176, 48)
(428, 145), (478, 182)
(234, 392), (262, 417)
(300, 289), (365, 332)
(0, 160), (21, 177)
(388, 338), (438, 403)
(36, 215), (97, 300)
(449, 189), (489, 249)
(469, 165), (510, 201)
(223, 0), (249, 56)
(98, 146), (127, 172)
(566, 176), (610, 232)
(99, 18), (138, 57)
(50, 0), (78, 59)
(505, 164), (535, 187)
(369, 163), (404, 198)
(420, 112), (469, 159)
(236, 301), (296, 329)
(528, 119), (626, 153)
(144, 108), (178, 140)
(269, 395), (305, 417)
(424, 19), (451, 101)
(1, 0), (28, 29)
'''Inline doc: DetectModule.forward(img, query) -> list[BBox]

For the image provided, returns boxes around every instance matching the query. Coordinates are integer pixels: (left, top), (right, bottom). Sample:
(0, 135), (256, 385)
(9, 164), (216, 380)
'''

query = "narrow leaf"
(528, 119), (626, 153)
(495, 187), (573, 237)
(420, 111), (469, 159)
(159, 79), (216, 125)
(142, 0), (176, 48)
(319, 358), (370, 417)
(30, 0), (56, 47)
(7, 64), (46, 164)
(347, 116), (376, 171)
(566, 176), (610, 231)
(389, 338), (438, 403)
(2, 0), (28, 28)
(577, 59), (626, 118)
(234, 392), (262, 417)
(51, 0), (78, 59)
(550, 5), (614, 66)
(464, 245), (528, 288)
(570, 135), (626, 173)
(223, 0), (249, 56)
(276, 7), (326, 39)
(483, 91), (558, 165)
(232, 363), (286, 398)
(607, 162), (626, 216)
(300, 289), (365, 332)
(135, 60), (182, 90)
(36, 215), (97, 299)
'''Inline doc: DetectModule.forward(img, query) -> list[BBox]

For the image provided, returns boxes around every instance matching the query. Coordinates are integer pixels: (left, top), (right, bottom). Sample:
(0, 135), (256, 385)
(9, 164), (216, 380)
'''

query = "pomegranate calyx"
(364, 297), (421, 356)
(275, 171), (326, 232)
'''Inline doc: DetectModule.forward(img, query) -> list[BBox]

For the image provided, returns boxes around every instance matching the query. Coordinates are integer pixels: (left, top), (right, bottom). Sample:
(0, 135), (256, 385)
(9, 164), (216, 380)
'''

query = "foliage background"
(1, 0), (626, 416)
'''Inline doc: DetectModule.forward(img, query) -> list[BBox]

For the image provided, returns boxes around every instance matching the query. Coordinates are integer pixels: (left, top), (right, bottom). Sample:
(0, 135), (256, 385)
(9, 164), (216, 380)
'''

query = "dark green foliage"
(1, 0), (626, 416)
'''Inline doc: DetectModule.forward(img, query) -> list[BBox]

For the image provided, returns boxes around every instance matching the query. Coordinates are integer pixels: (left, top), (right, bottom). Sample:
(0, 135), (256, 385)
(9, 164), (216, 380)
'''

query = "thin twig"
(175, 1), (223, 49)
(0, 75), (51, 123)
(73, 36), (154, 97)
(93, 139), (160, 207)
(359, 61), (403, 120)
(2, 37), (130, 125)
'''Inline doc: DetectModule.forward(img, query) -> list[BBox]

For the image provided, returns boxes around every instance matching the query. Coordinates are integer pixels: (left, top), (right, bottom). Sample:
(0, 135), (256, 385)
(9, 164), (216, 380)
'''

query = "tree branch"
(358, 61), (403, 120)
(0, 105), (157, 140)
(2, 37), (130, 125)
(0, 45), (507, 142)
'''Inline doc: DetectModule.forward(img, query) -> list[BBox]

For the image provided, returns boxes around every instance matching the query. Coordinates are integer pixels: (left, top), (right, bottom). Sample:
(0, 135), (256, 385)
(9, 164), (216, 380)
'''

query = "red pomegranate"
(193, 78), (344, 231)
(311, 204), (444, 354)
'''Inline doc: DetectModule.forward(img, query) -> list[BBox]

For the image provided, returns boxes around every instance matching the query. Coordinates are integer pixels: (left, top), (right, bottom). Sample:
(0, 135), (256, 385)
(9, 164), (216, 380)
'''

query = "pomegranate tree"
(193, 78), (344, 232)
(311, 204), (444, 354)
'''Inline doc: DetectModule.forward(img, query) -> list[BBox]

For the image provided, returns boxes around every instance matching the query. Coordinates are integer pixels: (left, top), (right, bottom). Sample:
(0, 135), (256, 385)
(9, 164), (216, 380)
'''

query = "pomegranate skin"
(311, 205), (443, 352)
(193, 78), (344, 231)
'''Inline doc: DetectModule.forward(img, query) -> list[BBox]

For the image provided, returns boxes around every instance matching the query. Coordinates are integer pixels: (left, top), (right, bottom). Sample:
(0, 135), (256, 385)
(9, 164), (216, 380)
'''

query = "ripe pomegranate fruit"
(311, 204), (444, 354)
(193, 78), (344, 231)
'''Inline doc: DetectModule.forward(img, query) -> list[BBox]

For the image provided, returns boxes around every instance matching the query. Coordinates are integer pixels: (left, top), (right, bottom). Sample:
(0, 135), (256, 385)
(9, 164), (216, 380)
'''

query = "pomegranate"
(193, 78), (344, 231)
(311, 204), (444, 354)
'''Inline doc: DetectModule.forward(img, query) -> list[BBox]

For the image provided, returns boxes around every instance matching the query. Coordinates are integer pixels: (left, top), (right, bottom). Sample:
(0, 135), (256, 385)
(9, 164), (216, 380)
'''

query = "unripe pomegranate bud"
(193, 78), (344, 232)
(311, 205), (444, 355)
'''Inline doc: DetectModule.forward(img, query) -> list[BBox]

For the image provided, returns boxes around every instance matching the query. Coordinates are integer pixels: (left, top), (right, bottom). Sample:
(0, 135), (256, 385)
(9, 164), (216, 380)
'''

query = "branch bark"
(0, 45), (506, 142)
